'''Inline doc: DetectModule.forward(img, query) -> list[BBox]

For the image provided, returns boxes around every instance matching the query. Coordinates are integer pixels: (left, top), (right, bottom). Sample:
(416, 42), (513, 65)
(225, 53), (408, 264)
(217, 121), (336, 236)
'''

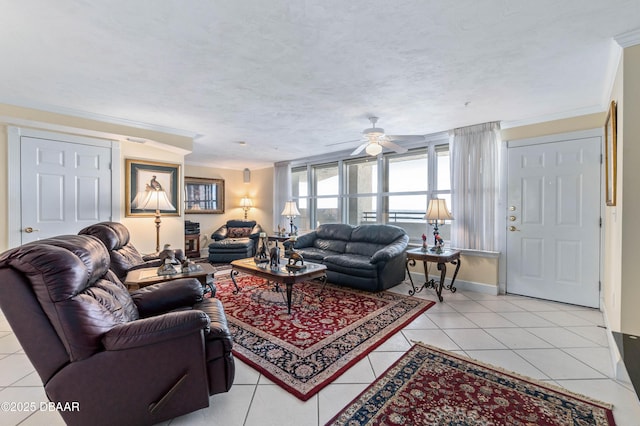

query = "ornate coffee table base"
(230, 259), (328, 314)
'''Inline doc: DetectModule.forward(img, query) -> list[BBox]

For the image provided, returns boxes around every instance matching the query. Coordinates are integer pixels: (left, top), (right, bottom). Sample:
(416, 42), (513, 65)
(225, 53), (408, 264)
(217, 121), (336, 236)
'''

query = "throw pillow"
(228, 227), (252, 238)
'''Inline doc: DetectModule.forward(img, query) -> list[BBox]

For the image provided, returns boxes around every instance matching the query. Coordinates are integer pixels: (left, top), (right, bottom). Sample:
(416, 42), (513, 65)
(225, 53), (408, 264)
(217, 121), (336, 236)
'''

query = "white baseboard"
(407, 272), (498, 296)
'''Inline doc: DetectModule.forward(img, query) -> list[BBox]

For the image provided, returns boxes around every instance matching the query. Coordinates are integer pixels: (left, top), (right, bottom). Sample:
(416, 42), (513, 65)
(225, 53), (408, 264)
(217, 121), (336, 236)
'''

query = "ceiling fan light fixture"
(363, 127), (385, 139)
(365, 142), (383, 156)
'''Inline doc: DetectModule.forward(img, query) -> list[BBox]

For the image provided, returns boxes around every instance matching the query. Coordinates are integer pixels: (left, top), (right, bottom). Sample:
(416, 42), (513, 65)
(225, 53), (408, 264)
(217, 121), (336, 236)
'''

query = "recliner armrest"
(130, 278), (204, 317)
(370, 235), (410, 263)
(211, 225), (228, 241)
(103, 310), (210, 351)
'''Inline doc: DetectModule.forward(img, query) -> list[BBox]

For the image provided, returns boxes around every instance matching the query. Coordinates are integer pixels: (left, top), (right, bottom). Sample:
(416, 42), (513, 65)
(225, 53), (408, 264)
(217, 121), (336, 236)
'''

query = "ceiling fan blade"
(326, 138), (363, 147)
(379, 139), (408, 154)
(350, 142), (369, 155)
(386, 135), (425, 143)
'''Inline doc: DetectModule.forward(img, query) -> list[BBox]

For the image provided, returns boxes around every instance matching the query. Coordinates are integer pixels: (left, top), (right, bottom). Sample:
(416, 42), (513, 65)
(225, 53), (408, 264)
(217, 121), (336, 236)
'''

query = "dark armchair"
(0, 234), (235, 425)
(79, 221), (184, 282)
(208, 219), (263, 262)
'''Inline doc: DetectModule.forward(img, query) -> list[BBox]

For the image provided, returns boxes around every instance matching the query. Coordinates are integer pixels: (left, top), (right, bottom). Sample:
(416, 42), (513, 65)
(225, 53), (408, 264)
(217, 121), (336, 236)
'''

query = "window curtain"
(273, 161), (292, 230)
(450, 122), (501, 251)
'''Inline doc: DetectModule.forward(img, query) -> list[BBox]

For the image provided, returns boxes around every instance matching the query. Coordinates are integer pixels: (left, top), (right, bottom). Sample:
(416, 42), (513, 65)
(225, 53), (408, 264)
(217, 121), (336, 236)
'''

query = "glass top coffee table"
(124, 262), (216, 294)
(230, 258), (327, 314)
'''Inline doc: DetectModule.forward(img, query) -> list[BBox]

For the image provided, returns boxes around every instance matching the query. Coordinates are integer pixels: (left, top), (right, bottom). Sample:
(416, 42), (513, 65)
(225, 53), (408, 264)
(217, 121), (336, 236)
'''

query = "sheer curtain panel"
(450, 122), (501, 251)
(273, 162), (292, 231)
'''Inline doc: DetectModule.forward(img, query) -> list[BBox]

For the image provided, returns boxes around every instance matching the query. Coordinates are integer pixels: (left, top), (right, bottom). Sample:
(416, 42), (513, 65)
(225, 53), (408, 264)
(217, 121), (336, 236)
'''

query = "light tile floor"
(1, 284), (640, 425)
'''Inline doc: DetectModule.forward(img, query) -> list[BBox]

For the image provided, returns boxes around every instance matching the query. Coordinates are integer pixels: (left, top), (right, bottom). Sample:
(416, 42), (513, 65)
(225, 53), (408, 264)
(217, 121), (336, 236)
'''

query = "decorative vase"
(422, 240), (427, 251)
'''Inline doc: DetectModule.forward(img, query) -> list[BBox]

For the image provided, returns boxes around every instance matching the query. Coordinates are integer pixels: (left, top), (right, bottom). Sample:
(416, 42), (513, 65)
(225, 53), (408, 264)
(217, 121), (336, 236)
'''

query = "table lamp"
(281, 201), (301, 235)
(240, 197), (253, 219)
(425, 198), (454, 249)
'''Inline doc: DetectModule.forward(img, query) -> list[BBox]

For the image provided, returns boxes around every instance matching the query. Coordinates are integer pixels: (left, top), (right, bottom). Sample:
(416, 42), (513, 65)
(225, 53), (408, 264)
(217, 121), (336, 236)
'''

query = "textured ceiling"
(1, 0), (639, 169)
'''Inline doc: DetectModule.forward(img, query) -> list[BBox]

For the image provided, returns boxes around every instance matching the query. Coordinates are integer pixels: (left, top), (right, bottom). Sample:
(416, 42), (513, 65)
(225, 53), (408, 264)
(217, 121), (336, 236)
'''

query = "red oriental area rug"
(214, 273), (434, 401)
(327, 342), (616, 426)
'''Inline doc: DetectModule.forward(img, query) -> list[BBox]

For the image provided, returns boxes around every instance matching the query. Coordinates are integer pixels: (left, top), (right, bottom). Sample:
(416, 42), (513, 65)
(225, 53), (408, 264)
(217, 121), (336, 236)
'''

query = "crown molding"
(0, 98), (199, 138)
(615, 28), (640, 48)
(500, 105), (605, 129)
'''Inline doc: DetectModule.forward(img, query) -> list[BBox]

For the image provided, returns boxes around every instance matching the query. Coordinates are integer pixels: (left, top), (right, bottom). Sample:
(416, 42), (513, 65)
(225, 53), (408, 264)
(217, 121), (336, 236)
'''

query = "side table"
(268, 234), (292, 254)
(185, 233), (200, 258)
(405, 248), (461, 302)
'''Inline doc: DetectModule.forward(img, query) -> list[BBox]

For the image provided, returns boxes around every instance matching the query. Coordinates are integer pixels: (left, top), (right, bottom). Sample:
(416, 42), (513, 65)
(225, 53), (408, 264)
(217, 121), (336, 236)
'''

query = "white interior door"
(506, 136), (601, 307)
(20, 136), (112, 244)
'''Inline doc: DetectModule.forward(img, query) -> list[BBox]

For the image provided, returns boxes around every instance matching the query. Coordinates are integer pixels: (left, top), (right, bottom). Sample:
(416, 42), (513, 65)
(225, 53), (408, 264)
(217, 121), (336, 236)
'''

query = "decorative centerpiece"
(157, 258), (178, 276)
(434, 235), (444, 254)
(254, 232), (269, 264)
(285, 252), (306, 271)
(421, 233), (428, 251)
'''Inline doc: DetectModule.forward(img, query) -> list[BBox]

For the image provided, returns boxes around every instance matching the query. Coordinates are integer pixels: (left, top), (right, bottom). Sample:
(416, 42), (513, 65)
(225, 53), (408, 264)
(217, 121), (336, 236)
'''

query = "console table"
(405, 248), (461, 302)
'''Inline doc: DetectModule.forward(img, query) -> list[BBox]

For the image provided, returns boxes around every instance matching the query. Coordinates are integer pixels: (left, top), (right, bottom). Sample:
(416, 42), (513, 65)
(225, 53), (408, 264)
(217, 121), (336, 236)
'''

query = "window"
(291, 167), (309, 230)
(345, 158), (377, 225)
(290, 142), (451, 244)
(313, 163), (339, 226)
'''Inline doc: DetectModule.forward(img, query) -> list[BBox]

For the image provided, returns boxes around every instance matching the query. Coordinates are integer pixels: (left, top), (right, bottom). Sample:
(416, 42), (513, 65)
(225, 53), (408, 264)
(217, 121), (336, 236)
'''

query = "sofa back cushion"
(313, 224), (354, 254)
(345, 224), (407, 257)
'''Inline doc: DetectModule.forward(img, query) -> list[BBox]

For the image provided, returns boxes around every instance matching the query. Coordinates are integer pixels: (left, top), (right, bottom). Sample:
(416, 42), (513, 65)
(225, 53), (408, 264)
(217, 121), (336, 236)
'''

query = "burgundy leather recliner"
(78, 221), (184, 282)
(0, 234), (234, 425)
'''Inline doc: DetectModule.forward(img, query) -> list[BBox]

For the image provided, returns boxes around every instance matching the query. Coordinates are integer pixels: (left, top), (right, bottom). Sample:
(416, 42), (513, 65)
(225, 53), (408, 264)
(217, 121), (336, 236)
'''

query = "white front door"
(20, 136), (113, 244)
(506, 136), (601, 307)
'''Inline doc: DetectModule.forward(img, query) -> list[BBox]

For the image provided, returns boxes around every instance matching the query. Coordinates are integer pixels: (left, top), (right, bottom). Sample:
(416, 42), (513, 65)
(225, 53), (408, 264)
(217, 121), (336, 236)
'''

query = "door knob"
(509, 226), (519, 232)
(23, 227), (40, 233)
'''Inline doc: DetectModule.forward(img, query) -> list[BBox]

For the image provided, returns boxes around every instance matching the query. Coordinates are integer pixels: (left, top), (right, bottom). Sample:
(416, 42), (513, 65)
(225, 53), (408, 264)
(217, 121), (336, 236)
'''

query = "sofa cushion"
(294, 247), (340, 261)
(209, 238), (253, 250)
(350, 224), (406, 244)
(316, 223), (353, 241)
(314, 238), (347, 253)
(227, 227), (252, 238)
(323, 254), (377, 278)
(345, 241), (385, 257)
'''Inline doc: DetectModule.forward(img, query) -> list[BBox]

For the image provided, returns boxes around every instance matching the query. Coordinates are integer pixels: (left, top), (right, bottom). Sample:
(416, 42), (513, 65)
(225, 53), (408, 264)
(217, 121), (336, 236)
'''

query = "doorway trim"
(7, 126), (121, 248)
(501, 127), (604, 302)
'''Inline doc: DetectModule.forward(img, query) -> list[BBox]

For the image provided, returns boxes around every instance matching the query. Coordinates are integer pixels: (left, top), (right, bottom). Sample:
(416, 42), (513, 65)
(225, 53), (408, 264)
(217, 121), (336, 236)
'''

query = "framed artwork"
(605, 100), (617, 206)
(125, 159), (181, 217)
(184, 177), (225, 214)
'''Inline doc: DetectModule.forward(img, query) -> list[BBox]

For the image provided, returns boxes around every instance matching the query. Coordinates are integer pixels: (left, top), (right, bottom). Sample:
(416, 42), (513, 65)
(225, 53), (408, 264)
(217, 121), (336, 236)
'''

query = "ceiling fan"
(348, 117), (424, 156)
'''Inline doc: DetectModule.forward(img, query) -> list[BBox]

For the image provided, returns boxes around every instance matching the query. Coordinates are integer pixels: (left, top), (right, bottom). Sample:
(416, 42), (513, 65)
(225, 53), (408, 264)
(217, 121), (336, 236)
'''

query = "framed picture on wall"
(184, 177), (225, 214)
(125, 159), (181, 217)
(605, 100), (617, 206)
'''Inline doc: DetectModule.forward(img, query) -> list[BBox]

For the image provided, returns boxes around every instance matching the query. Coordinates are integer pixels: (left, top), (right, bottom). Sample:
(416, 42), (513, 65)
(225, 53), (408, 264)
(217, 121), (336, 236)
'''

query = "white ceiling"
(1, 1), (639, 169)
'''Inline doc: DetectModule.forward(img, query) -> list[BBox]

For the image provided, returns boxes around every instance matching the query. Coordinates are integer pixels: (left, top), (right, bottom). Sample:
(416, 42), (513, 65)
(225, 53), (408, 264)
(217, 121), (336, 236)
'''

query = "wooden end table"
(405, 248), (461, 302)
(124, 262), (216, 294)
(230, 257), (327, 314)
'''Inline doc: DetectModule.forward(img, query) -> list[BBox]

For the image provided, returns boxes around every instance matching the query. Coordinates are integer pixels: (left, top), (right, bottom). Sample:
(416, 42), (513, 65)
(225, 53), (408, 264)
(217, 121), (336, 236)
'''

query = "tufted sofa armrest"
(370, 234), (410, 263)
(103, 310), (210, 351)
(130, 278), (204, 317)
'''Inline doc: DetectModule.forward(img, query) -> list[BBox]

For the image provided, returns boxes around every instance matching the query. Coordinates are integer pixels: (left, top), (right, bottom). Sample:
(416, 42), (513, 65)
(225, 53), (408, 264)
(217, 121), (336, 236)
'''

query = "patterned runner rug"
(214, 273), (435, 401)
(327, 342), (616, 425)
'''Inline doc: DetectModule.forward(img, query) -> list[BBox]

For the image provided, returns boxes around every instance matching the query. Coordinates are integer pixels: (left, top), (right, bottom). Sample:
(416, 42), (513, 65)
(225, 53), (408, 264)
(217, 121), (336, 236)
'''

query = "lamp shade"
(139, 189), (176, 211)
(240, 197), (253, 208)
(281, 200), (301, 217)
(425, 199), (453, 222)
